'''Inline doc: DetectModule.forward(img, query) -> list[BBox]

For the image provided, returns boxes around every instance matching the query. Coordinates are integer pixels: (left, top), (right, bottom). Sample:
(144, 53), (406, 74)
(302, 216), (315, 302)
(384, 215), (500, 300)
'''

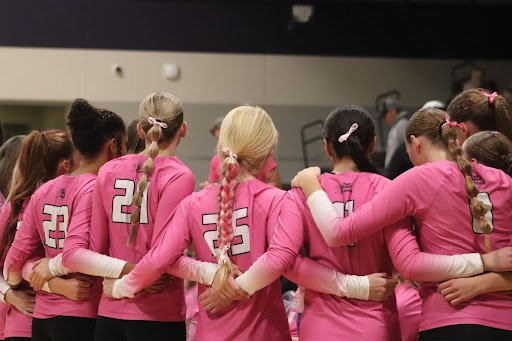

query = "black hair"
(323, 105), (379, 174)
(67, 99), (126, 159)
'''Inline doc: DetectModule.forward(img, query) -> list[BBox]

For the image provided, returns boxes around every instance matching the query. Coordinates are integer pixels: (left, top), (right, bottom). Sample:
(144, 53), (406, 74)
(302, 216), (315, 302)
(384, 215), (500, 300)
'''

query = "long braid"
(128, 122), (162, 246)
(215, 150), (240, 282)
(441, 121), (493, 251)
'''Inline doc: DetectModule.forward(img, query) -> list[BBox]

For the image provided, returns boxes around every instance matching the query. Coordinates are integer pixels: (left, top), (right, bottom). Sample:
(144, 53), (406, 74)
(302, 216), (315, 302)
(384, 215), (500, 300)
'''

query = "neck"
(331, 157), (359, 174)
(71, 156), (107, 176)
(424, 146), (452, 163)
(236, 168), (256, 182)
(143, 139), (178, 158)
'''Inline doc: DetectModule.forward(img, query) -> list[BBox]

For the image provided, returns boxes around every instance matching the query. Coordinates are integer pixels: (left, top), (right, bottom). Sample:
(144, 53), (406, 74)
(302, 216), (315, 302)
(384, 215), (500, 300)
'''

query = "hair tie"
(449, 140), (456, 143)
(482, 91), (498, 105)
(479, 216), (484, 220)
(218, 244), (231, 265)
(441, 115), (463, 130)
(148, 117), (168, 129)
(221, 147), (238, 164)
(338, 123), (359, 143)
(41, 132), (46, 142)
(457, 156), (462, 159)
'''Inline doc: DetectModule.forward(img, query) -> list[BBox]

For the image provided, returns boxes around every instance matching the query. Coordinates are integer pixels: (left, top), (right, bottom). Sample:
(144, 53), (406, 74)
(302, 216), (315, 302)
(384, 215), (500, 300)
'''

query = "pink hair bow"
(218, 244), (231, 265)
(338, 123), (358, 143)
(221, 147), (238, 164)
(441, 115), (463, 129)
(482, 91), (498, 105)
(148, 117), (168, 129)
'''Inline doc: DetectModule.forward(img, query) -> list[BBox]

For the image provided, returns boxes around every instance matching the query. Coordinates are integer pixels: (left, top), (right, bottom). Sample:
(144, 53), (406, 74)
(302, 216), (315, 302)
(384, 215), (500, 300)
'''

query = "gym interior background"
(1, 0), (511, 188)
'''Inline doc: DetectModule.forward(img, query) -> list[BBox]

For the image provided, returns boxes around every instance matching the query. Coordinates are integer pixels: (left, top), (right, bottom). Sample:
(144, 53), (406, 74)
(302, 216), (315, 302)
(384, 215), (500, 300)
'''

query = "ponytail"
(440, 121), (493, 251)
(346, 137), (380, 174)
(215, 148), (240, 282)
(128, 121), (162, 246)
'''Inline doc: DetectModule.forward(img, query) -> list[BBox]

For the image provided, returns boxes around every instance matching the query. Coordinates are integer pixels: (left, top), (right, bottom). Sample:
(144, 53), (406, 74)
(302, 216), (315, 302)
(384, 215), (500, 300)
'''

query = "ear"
(108, 138), (117, 154)
(180, 122), (187, 138)
(471, 157), (479, 164)
(367, 136), (377, 156)
(410, 135), (421, 153)
(460, 122), (471, 140)
(57, 158), (71, 176)
(324, 139), (334, 158)
(137, 123), (145, 139)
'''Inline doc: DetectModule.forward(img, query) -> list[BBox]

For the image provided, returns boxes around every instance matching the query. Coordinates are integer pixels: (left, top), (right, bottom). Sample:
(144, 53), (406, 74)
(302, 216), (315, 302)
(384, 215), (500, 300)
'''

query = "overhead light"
(292, 5), (314, 24)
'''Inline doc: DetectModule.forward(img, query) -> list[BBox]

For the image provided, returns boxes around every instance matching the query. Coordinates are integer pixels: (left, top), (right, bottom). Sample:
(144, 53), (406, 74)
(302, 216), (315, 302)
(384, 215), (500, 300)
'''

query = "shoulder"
(159, 157), (195, 182)
(98, 154), (140, 179)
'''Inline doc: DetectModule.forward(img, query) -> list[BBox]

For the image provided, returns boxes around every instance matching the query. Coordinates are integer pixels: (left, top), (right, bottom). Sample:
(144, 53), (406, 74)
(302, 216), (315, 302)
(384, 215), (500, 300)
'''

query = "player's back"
(394, 160), (512, 332)
(92, 153), (195, 322)
(290, 172), (399, 340)
(186, 179), (290, 341)
(17, 173), (100, 319)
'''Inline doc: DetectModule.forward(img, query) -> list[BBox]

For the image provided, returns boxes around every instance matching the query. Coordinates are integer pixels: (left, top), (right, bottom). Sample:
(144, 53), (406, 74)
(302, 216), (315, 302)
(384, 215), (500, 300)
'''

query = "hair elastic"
(148, 117), (168, 129)
(441, 115), (463, 130)
(482, 91), (498, 105)
(221, 147), (238, 164)
(338, 123), (359, 143)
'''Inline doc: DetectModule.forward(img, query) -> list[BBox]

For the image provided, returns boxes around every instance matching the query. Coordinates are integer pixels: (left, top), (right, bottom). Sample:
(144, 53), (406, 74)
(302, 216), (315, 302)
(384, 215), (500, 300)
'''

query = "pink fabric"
(287, 289), (301, 338)
(122, 179), (291, 341)
(0, 191), (5, 212)
(85, 154), (194, 322)
(185, 283), (198, 341)
(396, 283), (421, 341)
(0, 201), (33, 338)
(325, 161), (512, 331)
(3, 174), (101, 319)
(208, 155), (277, 183)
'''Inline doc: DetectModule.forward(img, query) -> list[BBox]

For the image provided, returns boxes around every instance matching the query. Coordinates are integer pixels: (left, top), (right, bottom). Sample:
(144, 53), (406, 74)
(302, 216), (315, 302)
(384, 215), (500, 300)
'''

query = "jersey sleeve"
(235, 193), (305, 295)
(62, 177), (126, 278)
(3, 198), (43, 285)
(151, 170), (195, 245)
(306, 172), (422, 247)
(120, 198), (195, 295)
(385, 219), (483, 282)
(208, 155), (220, 184)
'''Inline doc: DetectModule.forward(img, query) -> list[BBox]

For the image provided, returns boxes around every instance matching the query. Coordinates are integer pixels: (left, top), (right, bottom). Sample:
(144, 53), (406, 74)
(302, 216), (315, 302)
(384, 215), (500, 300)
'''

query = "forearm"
(62, 247), (126, 278)
(475, 272), (512, 295)
(284, 256), (369, 299)
(166, 255), (219, 286)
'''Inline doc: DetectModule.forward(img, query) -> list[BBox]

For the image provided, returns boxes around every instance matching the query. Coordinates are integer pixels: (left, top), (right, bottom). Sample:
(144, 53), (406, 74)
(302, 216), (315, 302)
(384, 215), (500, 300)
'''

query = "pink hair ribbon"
(482, 91), (498, 105)
(441, 115), (463, 129)
(218, 244), (231, 265)
(221, 147), (238, 164)
(148, 117), (168, 129)
(338, 123), (359, 143)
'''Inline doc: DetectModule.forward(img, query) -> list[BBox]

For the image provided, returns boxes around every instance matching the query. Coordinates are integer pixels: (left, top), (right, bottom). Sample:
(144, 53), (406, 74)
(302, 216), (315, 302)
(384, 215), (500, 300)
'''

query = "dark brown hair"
(0, 135), (25, 199)
(2, 130), (75, 258)
(463, 131), (512, 178)
(406, 108), (492, 250)
(323, 105), (379, 174)
(447, 88), (512, 141)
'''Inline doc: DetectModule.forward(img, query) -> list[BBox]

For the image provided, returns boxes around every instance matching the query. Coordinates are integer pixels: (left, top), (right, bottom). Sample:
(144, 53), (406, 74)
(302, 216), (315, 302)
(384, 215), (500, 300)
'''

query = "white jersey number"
(43, 204), (69, 249)
(333, 200), (356, 247)
(112, 179), (150, 224)
(471, 192), (495, 234)
(202, 207), (250, 258)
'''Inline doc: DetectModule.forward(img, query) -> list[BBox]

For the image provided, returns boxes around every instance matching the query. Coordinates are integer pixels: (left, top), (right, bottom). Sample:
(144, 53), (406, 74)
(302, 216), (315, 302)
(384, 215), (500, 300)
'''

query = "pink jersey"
(326, 161), (512, 331)
(86, 154), (195, 322)
(208, 155), (277, 183)
(185, 282), (198, 341)
(0, 200), (32, 338)
(396, 282), (421, 341)
(3, 174), (101, 319)
(237, 171), (489, 340)
(121, 179), (291, 341)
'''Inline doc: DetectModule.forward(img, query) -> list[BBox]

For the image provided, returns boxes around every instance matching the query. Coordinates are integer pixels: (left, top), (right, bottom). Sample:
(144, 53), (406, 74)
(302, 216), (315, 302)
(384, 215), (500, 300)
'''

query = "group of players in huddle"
(0, 88), (512, 341)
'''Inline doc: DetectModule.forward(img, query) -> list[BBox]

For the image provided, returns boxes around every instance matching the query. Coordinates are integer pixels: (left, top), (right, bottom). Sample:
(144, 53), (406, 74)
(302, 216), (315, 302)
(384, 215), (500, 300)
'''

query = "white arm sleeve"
(306, 190), (343, 247)
(49, 253), (73, 277)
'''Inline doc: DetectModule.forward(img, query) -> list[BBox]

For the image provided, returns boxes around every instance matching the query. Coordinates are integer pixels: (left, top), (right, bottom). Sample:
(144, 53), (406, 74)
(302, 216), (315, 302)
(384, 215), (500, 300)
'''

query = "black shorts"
(94, 316), (185, 341)
(32, 316), (95, 341)
(419, 324), (512, 341)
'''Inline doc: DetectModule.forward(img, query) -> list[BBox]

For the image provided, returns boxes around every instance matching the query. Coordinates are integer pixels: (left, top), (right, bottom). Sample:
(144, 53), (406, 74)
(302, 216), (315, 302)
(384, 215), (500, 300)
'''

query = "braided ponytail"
(128, 92), (184, 246)
(128, 122), (162, 246)
(215, 149), (240, 281)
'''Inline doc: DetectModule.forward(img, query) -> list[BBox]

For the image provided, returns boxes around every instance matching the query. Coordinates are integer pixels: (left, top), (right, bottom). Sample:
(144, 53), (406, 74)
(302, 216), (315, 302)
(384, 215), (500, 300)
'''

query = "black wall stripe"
(0, 1), (511, 59)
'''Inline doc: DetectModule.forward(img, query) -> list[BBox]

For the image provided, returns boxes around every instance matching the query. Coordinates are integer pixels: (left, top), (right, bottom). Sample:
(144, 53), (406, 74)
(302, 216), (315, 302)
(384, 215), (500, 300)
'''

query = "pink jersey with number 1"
(0, 201), (32, 339)
(121, 179), (291, 341)
(3, 173), (101, 319)
(328, 161), (512, 332)
(88, 154), (195, 322)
